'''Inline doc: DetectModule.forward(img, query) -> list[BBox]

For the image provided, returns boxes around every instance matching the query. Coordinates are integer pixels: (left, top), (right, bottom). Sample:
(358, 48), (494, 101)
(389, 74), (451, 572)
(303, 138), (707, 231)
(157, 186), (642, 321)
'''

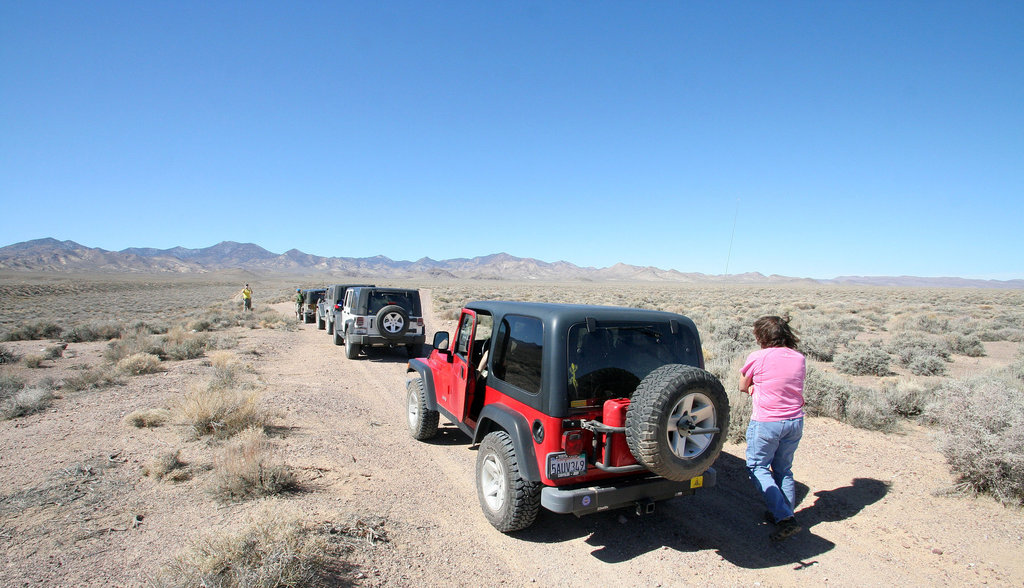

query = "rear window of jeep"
(367, 292), (421, 315)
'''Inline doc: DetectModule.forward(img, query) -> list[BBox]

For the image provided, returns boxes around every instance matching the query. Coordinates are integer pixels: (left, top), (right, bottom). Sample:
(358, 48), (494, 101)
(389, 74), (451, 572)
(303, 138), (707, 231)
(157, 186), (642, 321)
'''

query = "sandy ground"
(1, 291), (1022, 587)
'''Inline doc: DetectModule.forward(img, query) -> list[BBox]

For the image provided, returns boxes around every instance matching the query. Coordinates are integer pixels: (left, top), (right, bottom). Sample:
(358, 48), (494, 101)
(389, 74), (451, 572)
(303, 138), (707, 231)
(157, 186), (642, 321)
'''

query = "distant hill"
(1, 238), (1022, 288)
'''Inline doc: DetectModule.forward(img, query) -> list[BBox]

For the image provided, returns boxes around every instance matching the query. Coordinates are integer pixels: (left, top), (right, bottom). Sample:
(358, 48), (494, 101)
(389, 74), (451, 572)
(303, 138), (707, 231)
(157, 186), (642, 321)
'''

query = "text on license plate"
(547, 452), (587, 479)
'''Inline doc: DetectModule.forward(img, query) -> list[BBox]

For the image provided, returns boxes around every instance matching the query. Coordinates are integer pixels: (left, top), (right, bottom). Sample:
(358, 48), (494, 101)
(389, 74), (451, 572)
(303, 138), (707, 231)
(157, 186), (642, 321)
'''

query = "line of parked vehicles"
(296, 284), (425, 359)
(297, 284), (730, 534)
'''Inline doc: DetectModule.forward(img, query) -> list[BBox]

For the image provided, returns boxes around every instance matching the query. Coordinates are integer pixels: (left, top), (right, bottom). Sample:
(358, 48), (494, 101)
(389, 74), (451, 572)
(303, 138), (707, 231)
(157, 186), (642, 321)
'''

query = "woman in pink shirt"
(739, 315), (806, 542)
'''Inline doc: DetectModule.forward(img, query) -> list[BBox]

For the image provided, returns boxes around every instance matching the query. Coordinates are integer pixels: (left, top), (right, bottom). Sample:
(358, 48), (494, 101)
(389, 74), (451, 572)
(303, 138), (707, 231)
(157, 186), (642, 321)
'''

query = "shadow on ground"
(515, 450), (889, 569)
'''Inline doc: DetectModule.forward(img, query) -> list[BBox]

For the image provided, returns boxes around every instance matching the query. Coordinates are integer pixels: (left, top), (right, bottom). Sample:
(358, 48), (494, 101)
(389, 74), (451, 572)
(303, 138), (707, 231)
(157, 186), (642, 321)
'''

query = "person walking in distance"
(241, 284), (253, 311)
(739, 315), (806, 541)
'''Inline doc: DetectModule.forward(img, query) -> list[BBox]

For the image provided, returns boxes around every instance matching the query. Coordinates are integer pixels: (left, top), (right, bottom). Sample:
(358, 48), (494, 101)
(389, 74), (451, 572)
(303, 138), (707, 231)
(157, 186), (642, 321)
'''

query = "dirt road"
(1, 291), (1022, 586)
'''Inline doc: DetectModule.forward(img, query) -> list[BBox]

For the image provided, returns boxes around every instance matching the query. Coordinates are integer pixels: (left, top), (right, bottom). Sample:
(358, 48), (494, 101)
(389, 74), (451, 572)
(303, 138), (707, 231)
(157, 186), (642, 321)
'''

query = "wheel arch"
(473, 405), (542, 482)
(406, 359), (438, 412)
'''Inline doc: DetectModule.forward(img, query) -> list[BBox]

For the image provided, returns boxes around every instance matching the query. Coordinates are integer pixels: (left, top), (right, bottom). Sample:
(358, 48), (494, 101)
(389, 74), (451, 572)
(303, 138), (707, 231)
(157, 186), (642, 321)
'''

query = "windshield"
(566, 322), (699, 410)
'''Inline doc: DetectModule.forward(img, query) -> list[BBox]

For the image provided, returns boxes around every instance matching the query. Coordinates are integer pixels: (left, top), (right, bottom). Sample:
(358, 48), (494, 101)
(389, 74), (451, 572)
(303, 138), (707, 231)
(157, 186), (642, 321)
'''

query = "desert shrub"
(63, 321), (124, 343)
(1, 387), (54, 419)
(104, 328), (162, 363)
(947, 333), (986, 357)
(44, 343), (66, 359)
(726, 389), (752, 443)
(887, 332), (951, 364)
(208, 351), (244, 389)
(1011, 349), (1024, 383)
(1, 320), (63, 341)
(161, 327), (210, 360)
(158, 503), (327, 587)
(880, 379), (931, 418)
(893, 313), (950, 335)
(62, 368), (121, 391)
(0, 345), (20, 364)
(187, 319), (214, 332)
(116, 353), (164, 376)
(802, 367), (851, 420)
(129, 320), (169, 335)
(144, 450), (189, 481)
(123, 407), (171, 428)
(834, 346), (892, 376)
(1, 373), (26, 396)
(208, 428), (297, 502)
(843, 387), (900, 432)
(23, 353), (45, 368)
(177, 383), (269, 439)
(907, 354), (947, 377)
(936, 375), (1024, 505)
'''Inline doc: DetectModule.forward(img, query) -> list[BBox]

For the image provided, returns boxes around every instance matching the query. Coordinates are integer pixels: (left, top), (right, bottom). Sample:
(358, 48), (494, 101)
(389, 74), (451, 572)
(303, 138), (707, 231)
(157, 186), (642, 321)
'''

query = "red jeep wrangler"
(405, 301), (729, 532)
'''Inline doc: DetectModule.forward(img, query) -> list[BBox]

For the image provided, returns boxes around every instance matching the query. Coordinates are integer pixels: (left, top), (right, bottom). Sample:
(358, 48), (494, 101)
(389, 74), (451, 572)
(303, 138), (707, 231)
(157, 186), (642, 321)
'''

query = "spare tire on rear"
(376, 305), (409, 340)
(625, 364), (729, 482)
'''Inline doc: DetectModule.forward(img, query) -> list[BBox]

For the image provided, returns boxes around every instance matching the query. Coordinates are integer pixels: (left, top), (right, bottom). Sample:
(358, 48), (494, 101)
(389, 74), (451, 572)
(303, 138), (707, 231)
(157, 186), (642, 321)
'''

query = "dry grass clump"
(23, 353), (46, 368)
(177, 382), (269, 440)
(104, 328), (162, 363)
(0, 344), (20, 364)
(1, 386), (54, 420)
(936, 374), (1024, 506)
(116, 352), (164, 376)
(208, 428), (298, 502)
(207, 350), (245, 389)
(1, 320), (63, 341)
(144, 450), (190, 481)
(62, 367), (121, 392)
(123, 407), (172, 428)
(158, 503), (328, 587)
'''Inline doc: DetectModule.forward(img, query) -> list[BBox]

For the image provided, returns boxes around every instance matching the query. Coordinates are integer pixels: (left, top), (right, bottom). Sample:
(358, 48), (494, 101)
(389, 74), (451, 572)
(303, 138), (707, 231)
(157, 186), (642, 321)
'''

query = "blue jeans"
(746, 417), (803, 523)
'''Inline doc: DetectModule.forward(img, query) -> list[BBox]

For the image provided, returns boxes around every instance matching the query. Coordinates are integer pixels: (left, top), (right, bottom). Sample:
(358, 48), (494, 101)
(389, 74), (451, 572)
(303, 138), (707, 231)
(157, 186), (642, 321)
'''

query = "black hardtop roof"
(352, 286), (419, 294)
(301, 288), (326, 293)
(465, 300), (697, 328)
(328, 283), (374, 289)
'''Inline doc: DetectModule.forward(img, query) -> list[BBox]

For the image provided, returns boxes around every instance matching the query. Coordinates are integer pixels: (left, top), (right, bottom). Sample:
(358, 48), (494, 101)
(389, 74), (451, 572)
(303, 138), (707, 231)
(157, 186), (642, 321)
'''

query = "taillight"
(416, 318), (424, 326)
(334, 304), (342, 310)
(356, 317), (365, 327)
(562, 430), (585, 456)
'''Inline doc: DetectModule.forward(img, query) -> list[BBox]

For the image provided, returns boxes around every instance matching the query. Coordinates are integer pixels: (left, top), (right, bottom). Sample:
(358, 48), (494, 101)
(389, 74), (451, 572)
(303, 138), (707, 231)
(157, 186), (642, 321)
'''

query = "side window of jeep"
(492, 315), (543, 394)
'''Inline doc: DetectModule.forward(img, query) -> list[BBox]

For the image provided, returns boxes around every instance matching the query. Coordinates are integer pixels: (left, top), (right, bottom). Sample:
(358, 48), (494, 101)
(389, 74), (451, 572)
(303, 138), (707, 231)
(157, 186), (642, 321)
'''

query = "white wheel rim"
(480, 454), (506, 512)
(666, 391), (716, 459)
(407, 390), (419, 429)
(382, 313), (404, 333)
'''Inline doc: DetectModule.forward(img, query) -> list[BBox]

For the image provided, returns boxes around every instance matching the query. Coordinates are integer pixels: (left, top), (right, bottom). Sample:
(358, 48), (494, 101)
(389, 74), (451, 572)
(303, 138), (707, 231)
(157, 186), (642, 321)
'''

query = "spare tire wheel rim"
(666, 391), (717, 459)
(381, 312), (405, 334)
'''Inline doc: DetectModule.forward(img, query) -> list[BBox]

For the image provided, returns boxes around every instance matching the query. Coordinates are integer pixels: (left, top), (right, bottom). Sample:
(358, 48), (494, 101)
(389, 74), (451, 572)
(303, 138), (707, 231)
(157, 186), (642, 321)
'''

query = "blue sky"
(1, 2), (1021, 280)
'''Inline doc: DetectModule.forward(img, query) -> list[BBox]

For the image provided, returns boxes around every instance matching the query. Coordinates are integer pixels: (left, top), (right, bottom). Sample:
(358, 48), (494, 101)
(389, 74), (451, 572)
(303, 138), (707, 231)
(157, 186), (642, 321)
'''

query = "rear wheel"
(345, 331), (360, 359)
(407, 377), (439, 440)
(326, 319), (334, 335)
(476, 431), (541, 532)
(625, 365), (729, 482)
(317, 315), (325, 330)
(333, 326), (343, 346)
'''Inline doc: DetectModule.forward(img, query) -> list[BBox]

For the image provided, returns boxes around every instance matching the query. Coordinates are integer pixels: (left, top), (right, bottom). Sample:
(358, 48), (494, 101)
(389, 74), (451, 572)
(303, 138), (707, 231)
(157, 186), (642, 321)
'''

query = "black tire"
(326, 318), (334, 335)
(476, 431), (541, 533)
(345, 332), (360, 359)
(333, 326), (344, 346)
(304, 312), (314, 324)
(317, 314), (326, 330)
(625, 364), (729, 482)
(376, 305), (409, 340)
(407, 377), (439, 440)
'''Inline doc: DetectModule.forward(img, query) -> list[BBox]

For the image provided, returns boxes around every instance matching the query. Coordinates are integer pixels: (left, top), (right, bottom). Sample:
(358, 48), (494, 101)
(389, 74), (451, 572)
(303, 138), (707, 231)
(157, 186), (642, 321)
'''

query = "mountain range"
(1, 238), (1021, 288)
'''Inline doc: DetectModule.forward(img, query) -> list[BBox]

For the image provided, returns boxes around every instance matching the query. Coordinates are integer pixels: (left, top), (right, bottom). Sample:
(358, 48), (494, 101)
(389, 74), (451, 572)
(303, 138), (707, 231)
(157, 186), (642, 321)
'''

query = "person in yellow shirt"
(241, 284), (253, 311)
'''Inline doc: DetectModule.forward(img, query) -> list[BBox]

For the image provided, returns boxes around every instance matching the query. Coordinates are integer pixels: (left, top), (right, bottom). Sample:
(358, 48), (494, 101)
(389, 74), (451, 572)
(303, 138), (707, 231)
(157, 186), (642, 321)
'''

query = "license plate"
(547, 452), (587, 479)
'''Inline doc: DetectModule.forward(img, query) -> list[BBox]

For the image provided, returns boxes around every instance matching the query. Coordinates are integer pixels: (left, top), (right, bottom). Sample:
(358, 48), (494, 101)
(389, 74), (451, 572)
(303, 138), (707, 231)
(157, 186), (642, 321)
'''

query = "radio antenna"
(724, 198), (739, 276)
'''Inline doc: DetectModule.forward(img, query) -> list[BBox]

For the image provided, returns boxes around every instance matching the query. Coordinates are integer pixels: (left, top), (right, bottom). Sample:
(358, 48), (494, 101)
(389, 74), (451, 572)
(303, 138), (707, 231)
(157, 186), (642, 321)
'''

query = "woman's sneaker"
(770, 517), (801, 542)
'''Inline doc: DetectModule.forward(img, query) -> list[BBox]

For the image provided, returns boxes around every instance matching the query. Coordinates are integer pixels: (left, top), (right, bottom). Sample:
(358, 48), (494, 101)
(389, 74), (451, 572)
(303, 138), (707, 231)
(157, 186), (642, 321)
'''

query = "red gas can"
(602, 398), (637, 468)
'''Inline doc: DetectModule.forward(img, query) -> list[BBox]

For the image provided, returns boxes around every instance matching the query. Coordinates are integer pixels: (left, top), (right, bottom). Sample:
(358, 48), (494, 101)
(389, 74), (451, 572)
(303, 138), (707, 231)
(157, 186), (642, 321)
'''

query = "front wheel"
(407, 378), (439, 440)
(476, 431), (541, 533)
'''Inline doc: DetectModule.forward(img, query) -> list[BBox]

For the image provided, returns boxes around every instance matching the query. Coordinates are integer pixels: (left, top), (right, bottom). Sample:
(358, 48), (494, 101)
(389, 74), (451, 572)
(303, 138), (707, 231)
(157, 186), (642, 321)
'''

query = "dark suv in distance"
(298, 288), (326, 323)
(337, 287), (425, 359)
(317, 283), (374, 334)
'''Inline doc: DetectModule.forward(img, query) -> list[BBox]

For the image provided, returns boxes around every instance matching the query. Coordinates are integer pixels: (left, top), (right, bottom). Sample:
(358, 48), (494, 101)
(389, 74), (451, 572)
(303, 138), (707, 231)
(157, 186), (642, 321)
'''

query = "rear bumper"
(348, 333), (425, 347)
(540, 467), (716, 516)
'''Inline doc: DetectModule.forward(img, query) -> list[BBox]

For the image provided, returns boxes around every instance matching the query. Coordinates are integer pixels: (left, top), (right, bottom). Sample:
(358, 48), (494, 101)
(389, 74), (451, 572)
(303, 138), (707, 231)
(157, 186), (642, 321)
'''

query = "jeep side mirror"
(433, 331), (450, 352)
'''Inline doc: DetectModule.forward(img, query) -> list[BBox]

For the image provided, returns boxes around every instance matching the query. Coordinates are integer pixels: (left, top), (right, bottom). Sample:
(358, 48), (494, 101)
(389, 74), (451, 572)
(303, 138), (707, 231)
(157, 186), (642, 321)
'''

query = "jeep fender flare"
(472, 404), (542, 482)
(406, 359), (438, 412)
